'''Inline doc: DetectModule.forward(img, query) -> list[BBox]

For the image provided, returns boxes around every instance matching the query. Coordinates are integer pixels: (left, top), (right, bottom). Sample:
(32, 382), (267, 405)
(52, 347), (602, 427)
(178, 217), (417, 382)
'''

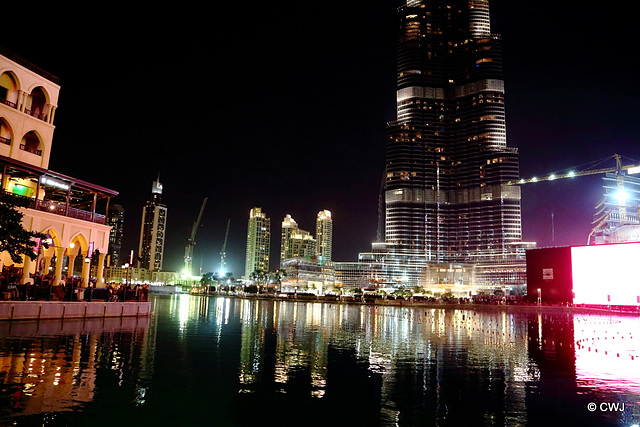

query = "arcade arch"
(0, 71), (19, 105)
(0, 118), (11, 146)
(20, 131), (43, 156)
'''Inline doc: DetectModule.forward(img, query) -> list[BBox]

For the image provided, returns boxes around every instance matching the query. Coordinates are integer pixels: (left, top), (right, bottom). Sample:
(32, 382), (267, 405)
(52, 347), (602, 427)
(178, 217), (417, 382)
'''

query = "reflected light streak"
(574, 315), (640, 394)
(177, 294), (191, 333)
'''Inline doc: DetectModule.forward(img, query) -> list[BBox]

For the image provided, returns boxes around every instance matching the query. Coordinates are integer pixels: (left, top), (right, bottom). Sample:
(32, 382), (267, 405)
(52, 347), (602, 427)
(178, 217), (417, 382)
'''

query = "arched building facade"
(1, 47), (117, 288)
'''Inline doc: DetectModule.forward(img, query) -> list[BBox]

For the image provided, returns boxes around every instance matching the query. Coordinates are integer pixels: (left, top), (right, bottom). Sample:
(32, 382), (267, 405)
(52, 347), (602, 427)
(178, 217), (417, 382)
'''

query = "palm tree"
(0, 190), (48, 263)
(200, 272), (216, 292)
(270, 269), (284, 293)
(251, 270), (268, 293)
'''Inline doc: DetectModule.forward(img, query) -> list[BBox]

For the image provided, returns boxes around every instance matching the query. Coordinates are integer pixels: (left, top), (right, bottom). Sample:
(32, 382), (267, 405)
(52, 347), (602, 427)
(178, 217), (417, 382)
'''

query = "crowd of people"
(106, 283), (149, 302)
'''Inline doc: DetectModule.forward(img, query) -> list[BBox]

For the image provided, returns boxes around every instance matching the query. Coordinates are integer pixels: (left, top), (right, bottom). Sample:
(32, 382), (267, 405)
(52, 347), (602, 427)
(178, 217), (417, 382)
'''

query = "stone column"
(49, 105), (57, 124)
(96, 252), (107, 288)
(43, 254), (53, 275)
(54, 247), (65, 285)
(81, 256), (90, 287)
(17, 91), (25, 112)
(21, 255), (31, 284)
(67, 254), (77, 278)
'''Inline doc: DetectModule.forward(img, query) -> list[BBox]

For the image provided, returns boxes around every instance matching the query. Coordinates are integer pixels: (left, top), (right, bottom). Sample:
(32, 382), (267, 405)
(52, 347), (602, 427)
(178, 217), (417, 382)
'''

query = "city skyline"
(2, 0), (639, 276)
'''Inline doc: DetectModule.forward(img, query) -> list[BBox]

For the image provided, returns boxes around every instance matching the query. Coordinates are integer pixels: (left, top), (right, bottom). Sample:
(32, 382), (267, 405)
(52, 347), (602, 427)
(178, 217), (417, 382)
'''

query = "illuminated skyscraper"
(107, 204), (124, 267)
(138, 178), (167, 271)
(377, 0), (526, 289)
(245, 207), (271, 278)
(315, 210), (333, 262)
(280, 214), (316, 267)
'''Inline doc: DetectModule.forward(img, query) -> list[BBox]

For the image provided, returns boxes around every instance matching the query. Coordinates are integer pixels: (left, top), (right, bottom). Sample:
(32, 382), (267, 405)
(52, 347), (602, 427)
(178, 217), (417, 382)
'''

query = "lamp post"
(537, 288), (542, 306)
(122, 263), (132, 301)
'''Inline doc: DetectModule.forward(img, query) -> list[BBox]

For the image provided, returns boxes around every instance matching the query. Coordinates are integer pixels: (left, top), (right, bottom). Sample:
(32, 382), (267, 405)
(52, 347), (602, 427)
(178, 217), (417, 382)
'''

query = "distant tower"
(280, 214), (298, 265)
(280, 214), (316, 266)
(375, 0), (526, 290)
(315, 210), (333, 262)
(245, 207), (271, 278)
(139, 177), (167, 271)
(107, 204), (125, 267)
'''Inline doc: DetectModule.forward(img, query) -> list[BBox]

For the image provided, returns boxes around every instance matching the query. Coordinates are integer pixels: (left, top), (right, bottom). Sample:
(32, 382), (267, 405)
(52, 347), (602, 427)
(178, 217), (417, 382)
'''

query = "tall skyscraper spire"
(139, 177), (167, 271)
(381, 0), (526, 289)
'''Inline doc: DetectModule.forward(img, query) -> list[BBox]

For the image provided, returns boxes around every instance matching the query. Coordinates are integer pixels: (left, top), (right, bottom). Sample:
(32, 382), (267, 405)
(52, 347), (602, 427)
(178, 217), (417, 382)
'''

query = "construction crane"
(183, 197), (207, 277)
(506, 154), (640, 244)
(219, 219), (230, 276)
(505, 154), (640, 186)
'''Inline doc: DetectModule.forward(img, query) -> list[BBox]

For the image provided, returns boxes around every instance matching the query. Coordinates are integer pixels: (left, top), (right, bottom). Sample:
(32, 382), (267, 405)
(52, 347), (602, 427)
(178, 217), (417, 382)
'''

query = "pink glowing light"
(571, 243), (640, 306)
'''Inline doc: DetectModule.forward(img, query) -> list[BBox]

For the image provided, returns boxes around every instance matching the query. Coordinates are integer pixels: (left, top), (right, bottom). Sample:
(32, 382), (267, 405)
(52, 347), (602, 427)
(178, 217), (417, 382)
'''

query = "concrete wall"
(0, 301), (151, 321)
(0, 315), (149, 336)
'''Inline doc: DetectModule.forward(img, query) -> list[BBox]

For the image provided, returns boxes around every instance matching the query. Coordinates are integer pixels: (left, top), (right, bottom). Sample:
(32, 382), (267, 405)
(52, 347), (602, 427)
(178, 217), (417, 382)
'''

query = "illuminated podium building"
(0, 47), (117, 287)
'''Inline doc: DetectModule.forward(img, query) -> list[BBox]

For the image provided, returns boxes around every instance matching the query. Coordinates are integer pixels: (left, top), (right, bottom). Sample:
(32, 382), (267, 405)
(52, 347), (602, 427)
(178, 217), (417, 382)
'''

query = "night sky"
(2, 1), (639, 276)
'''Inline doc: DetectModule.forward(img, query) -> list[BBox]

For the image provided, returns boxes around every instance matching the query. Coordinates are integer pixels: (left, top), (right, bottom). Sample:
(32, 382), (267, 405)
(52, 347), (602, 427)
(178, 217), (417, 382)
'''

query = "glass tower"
(384, 0), (522, 272)
(280, 214), (316, 267)
(107, 204), (125, 267)
(245, 207), (271, 278)
(315, 210), (333, 262)
(138, 178), (167, 271)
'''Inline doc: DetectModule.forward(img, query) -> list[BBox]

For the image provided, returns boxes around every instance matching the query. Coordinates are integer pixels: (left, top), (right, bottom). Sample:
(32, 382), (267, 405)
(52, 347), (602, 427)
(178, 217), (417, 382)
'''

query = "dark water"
(1, 295), (639, 426)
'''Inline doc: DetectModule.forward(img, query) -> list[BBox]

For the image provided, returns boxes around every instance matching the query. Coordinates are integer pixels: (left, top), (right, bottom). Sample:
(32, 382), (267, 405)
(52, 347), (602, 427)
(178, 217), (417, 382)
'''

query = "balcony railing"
(19, 143), (42, 156)
(0, 97), (17, 109)
(0, 136), (10, 145)
(0, 96), (48, 122)
(24, 108), (47, 121)
(33, 199), (106, 225)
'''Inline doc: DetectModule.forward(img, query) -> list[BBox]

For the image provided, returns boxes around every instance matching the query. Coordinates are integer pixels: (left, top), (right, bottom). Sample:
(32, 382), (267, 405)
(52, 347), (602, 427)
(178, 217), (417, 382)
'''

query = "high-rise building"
(383, 0), (526, 289)
(280, 214), (316, 266)
(245, 207), (271, 278)
(315, 210), (333, 262)
(336, 0), (528, 293)
(138, 178), (167, 271)
(107, 204), (124, 267)
(386, 0), (521, 257)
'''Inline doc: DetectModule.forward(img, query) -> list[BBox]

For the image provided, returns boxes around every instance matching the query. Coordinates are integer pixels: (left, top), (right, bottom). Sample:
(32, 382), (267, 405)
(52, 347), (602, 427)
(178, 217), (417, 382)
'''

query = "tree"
(0, 191), (47, 263)
(251, 270), (266, 290)
(270, 270), (284, 293)
(200, 272), (217, 290)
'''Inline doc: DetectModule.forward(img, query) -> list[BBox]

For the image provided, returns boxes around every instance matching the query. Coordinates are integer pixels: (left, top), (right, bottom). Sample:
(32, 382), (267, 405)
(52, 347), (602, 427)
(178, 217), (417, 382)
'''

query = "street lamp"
(537, 288), (542, 306)
(122, 263), (129, 284)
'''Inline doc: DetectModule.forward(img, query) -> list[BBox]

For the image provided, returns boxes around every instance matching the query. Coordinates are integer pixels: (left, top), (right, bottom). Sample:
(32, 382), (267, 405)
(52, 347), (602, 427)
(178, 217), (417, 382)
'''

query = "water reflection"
(167, 295), (640, 425)
(1, 295), (639, 426)
(0, 316), (151, 425)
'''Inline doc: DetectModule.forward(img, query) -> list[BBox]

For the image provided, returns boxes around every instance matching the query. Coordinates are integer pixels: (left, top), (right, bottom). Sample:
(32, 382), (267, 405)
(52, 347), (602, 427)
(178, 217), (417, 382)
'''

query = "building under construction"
(591, 172), (640, 245)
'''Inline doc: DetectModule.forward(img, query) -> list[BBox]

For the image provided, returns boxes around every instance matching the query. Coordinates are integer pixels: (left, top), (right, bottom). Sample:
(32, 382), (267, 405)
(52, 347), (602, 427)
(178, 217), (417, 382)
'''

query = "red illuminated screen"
(571, 243), (640, 306)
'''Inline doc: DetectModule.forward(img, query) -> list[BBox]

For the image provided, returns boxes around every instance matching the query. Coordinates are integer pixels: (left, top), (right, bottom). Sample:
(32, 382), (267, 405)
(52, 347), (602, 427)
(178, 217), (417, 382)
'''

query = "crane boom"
(219, 219), (230, 275)
(191, 198), (208, 241)
(501, 153), (640, 245)
(183, 197), (208, 276)
(505, 154), (640, 185)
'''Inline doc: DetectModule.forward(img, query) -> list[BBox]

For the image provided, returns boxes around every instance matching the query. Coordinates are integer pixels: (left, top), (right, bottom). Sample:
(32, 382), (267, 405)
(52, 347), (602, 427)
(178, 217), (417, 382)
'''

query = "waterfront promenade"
(207, 291), (640, 316)
(0, 300), (152, 321)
